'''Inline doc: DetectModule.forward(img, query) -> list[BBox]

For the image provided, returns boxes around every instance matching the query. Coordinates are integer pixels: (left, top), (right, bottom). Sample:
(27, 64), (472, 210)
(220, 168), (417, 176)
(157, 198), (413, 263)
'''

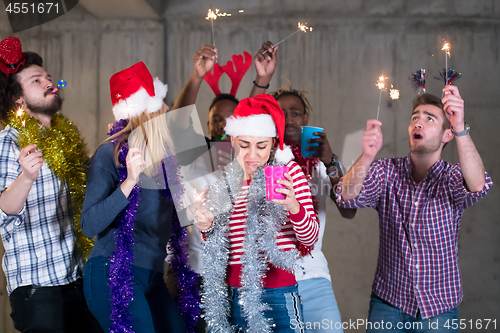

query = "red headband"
(0, 37), (26, 77)
(204, 51), (252, 96)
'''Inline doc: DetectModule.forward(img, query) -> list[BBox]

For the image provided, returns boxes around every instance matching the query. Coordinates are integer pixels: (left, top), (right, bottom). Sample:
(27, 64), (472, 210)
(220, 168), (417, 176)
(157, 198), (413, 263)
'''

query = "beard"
(409, 136), (443, 155)
(24, 92), (63, 117)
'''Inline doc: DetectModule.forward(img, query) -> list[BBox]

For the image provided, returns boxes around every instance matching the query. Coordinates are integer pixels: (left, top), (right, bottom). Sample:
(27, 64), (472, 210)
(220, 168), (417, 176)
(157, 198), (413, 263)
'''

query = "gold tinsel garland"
(5, 110), (94, 259)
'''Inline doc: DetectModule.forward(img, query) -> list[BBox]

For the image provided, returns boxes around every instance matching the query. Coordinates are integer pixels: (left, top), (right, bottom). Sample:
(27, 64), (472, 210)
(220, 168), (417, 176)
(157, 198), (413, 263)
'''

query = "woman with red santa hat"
(81, 62), (186, 332)
(194, 94), (319, 333)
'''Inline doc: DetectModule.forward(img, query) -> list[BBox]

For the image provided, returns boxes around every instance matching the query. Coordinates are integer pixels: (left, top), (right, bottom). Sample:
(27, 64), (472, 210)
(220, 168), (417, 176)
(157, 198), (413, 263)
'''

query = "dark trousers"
(84, 256), (187, 333)
(9, 279), (103, 333)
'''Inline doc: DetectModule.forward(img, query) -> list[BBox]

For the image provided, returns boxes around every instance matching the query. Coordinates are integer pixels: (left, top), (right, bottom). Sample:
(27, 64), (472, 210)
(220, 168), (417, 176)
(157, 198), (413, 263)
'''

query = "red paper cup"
(265, 165), (289, 201)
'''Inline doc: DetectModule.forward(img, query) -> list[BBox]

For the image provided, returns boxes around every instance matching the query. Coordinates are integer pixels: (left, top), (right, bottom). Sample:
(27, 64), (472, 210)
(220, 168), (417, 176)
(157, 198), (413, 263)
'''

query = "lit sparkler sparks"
(390, 85), (400, 100)
(441, 41), (451, 57)
(375, 76), (386, 91)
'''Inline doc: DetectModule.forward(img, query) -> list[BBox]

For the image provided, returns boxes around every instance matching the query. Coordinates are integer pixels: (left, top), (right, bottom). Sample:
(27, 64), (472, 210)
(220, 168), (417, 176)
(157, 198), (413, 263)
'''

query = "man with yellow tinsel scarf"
(0, 37), (102, 332)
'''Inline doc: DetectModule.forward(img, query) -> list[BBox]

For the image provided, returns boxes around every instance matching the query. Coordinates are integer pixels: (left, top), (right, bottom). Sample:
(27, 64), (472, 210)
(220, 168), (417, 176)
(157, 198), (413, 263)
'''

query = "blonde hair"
(104, 109), (174, 178)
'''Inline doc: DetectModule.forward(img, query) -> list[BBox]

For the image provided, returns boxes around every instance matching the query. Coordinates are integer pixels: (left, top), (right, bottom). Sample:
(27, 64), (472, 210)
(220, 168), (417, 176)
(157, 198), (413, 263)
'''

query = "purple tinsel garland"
(108, 119), (140, 333)
(162, 164), (201, 333)
(107, 120), (201, 332)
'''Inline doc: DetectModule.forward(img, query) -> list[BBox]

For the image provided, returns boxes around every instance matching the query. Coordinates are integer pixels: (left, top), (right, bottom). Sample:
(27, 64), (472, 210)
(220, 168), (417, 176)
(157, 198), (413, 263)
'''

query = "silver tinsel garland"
(202, 160), (299, 333)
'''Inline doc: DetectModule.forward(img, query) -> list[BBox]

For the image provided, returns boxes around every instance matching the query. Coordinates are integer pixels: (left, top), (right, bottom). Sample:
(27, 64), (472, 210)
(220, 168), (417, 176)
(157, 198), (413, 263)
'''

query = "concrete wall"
(0, 1), (499, 332)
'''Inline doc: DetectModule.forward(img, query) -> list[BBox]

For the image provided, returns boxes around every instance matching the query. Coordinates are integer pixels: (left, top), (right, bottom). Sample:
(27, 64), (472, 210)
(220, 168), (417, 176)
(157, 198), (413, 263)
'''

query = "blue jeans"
(83, 256), (186, 333)
(297, 278), (343, 332)
(229, 284), (306, 333)
(367, 294), (459, 333)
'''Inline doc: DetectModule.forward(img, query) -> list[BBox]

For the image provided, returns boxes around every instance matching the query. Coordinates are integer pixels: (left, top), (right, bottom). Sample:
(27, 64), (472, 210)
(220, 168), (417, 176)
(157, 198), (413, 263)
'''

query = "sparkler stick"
(442, 41), (450, 85)
(262, 22), (313, 55)
(207, 8), (216, 47)
(375, 76), (386, 120)
(206, 8), (231, 48)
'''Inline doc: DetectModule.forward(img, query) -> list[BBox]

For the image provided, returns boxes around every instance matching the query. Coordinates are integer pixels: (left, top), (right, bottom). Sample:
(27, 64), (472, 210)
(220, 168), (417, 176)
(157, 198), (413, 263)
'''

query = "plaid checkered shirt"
(335, 154), (492, 319)
(0, 126), (80, 295)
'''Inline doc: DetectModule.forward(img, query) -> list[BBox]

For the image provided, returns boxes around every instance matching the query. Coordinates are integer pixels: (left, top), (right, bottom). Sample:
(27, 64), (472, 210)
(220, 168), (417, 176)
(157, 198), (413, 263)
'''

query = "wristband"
(253, 80), (270, 89)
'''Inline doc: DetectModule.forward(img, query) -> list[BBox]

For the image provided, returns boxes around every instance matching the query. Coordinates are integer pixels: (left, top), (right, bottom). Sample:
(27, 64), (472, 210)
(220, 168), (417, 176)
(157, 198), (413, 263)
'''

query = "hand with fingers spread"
(255, 41), (278, 79)
(19, 144), (44, 181)
(193, 45), (218, 79)
(362, 120), (383, 162)
(442, 85), (465, 131)
(273, 173), (300, 214)
(306, 131), (334, 165)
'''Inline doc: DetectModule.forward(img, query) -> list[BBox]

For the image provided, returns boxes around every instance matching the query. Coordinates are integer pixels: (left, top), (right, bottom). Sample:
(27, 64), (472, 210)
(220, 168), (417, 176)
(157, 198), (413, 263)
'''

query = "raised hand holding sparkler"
(193, 45), (218, 78)
(262, 22), (313, 55)
(255, 41), (278, 77)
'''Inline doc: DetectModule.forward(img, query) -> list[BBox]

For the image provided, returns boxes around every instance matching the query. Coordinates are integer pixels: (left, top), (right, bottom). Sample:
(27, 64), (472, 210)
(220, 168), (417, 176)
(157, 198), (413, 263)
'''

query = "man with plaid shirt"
(0, 37), (102, 332)
(336, 85), (492, 332)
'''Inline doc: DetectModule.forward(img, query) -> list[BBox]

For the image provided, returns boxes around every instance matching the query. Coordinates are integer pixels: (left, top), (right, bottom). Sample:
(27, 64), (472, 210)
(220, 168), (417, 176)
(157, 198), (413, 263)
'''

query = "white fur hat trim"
(274, 144), (294, 164)
(224, 114), (276, 139)
(112, 78), (168, 120)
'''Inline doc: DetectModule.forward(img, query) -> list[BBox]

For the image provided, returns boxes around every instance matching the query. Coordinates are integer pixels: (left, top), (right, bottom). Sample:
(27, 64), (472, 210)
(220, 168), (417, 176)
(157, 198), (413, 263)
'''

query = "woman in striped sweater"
(193, 94), (319, 333)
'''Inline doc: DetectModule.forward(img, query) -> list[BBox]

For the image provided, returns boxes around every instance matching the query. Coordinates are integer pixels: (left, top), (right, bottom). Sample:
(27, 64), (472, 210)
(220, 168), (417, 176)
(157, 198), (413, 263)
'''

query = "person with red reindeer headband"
(193, 93), (319, 332)
(0, 37), (102, 333)
(81, 62), (187, 332)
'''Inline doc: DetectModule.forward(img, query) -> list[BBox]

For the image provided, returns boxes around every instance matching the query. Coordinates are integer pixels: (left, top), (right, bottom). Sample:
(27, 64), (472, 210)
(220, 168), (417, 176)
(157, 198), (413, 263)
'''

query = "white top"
(295, 161), (342, 282)
(169, 143), (221, 274)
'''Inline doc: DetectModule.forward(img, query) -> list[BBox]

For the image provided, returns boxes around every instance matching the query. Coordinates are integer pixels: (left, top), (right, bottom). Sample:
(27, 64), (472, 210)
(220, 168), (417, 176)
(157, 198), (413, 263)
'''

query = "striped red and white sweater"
(226, 160), (319, 288)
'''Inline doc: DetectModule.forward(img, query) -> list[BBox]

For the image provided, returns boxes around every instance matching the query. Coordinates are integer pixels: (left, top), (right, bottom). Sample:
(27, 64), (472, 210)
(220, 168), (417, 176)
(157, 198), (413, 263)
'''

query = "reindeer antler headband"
(204, 51), (252, 96)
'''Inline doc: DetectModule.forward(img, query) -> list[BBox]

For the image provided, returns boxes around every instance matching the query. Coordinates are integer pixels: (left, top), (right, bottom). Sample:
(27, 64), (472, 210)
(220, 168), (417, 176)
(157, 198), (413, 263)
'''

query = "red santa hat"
(0, 37), (26, 77)
(109, 61), (168, 120)
(224, 94), (293, 163)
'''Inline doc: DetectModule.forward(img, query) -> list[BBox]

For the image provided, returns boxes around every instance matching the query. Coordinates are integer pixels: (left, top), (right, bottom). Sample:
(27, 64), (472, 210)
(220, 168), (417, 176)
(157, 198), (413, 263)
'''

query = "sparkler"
(390, 85), (400, 100)
(16, 107), (27, 132)
(206, 8), (231, 48)
(376, 75), (386, 120)
(442, 41), (450, 85)
(262, 22), (313, 55)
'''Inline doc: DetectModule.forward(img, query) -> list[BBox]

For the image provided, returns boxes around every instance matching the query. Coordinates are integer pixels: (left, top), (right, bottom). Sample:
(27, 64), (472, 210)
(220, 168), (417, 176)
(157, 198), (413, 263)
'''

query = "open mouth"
(413, 133), (423, 140)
